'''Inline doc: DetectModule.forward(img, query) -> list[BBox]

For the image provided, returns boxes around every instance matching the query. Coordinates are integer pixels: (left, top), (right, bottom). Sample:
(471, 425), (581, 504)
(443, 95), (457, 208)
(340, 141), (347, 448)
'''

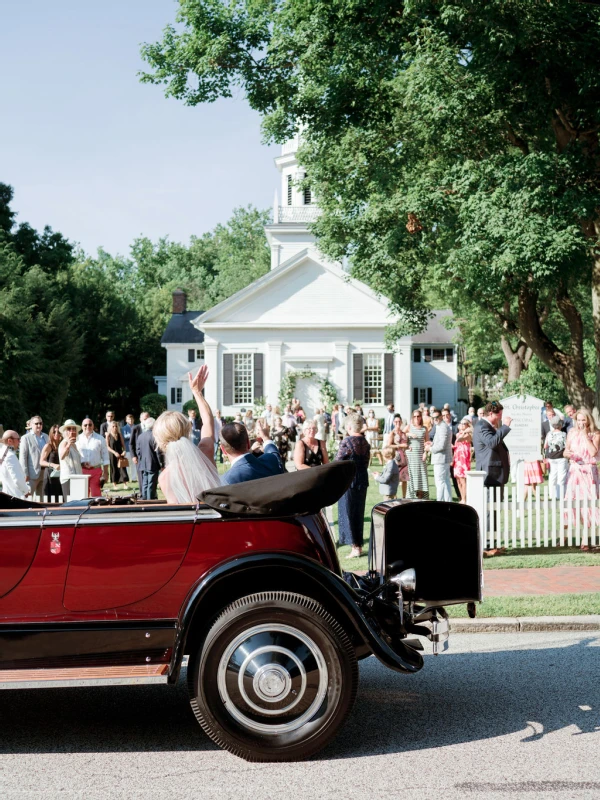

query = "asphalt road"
(1, 632), (599, 800)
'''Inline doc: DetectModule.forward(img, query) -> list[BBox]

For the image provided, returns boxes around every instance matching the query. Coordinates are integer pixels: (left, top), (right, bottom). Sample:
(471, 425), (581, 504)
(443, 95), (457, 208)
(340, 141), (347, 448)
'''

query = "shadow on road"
(0, 636), (598, 757)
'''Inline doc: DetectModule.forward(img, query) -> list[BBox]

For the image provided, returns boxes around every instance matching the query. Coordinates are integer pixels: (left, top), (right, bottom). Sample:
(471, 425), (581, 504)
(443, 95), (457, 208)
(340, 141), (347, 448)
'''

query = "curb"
(450, 615), (600, 633)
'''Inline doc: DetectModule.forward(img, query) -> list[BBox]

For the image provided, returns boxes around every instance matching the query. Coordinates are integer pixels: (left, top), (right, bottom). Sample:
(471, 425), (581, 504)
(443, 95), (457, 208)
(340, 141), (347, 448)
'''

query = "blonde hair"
(575, 407), (597, 433)
(153, 411), (192, 451)
(382, 446), (395, 460)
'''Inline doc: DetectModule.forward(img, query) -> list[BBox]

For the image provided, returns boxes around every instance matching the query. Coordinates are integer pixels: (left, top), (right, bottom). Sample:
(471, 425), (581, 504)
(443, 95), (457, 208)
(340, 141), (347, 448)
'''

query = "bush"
(140, 393), (167, 417)
(182, 398), (199, 415)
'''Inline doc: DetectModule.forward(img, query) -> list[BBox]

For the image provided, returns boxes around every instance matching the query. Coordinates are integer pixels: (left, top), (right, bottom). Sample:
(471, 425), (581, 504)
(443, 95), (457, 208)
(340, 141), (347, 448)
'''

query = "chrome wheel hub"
(253, 664), (291, 702)
(217, 623), (328, 735)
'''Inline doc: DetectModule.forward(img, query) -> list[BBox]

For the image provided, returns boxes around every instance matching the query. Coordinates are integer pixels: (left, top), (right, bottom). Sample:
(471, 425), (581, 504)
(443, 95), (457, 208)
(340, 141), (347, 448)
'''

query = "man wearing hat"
(0, 430), (30, 498)
(77, 418), (109, 497)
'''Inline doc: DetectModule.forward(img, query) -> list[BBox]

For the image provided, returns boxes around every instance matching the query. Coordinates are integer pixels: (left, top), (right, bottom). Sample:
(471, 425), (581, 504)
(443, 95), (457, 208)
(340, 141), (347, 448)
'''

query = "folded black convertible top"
(199, 460), (356, 517)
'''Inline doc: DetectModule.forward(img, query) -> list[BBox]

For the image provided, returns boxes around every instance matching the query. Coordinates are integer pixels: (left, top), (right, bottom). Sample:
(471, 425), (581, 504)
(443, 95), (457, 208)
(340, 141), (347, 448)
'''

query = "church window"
(234, 353), (253, 404)
(432, 349), (445, 361)
(413, 348), (421, 362)
(171, 387), (182, 404)
(363, 354), (383, 404)
(287, 175), (292, 206)
(188, 349), (195, 362)
(446, 348), (454, 362)
(424, 348), (432, 362)
(196, 348), (205, 360)
(413, 387), (432, 405)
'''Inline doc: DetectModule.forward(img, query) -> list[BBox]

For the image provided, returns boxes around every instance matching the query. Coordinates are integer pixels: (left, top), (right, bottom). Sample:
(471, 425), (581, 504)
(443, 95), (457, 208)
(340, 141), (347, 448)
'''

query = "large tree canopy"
(141, 0), (600, 413)
(0, 183), (270, 429)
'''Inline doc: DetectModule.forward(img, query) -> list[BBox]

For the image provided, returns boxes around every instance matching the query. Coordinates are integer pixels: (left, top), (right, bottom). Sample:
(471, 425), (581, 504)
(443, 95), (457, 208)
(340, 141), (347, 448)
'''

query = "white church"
(159, 134), (464, 421)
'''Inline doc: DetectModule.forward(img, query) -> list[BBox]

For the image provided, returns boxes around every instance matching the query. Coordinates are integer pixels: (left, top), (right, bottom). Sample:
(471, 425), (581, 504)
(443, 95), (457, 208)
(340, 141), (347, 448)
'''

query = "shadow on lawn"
(0, 636), (598, 758)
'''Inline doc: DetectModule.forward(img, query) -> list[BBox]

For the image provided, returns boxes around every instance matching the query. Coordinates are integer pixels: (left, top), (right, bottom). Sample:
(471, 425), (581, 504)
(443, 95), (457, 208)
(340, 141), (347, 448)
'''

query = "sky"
(0, 0), (280, 256)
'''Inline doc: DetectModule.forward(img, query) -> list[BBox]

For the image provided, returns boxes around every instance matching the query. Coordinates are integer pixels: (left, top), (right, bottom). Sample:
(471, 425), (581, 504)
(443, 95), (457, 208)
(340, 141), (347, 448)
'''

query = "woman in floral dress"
(564, 408), (600, 538)
(404, 410), (430, 499)
(384, 415), (409, 498)
(452, 417), (472, 503)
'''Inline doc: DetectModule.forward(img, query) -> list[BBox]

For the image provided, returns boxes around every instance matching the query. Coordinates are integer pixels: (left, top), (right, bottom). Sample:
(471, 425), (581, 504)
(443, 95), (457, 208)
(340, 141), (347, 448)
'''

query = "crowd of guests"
(2, 386), (599, 555)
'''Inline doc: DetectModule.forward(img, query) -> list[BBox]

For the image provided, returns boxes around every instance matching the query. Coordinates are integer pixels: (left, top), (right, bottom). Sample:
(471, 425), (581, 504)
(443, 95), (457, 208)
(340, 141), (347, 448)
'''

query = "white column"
(267, 341), (283, 407)
(203, 339), (219, 410)
(396, 341), (412, 423)
(68, 474), (90, 500)
(466, 470), (487, 557)
(333, 341), (350, 405)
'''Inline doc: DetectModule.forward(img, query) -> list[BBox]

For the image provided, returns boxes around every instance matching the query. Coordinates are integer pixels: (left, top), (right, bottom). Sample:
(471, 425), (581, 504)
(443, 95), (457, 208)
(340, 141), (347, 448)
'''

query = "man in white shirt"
(383, 403), (396, 435)
(19, 416), (49, 500)
(263, 404), (273, 425)
(77, 419), (109, 497)
(0, 431), (30, 499)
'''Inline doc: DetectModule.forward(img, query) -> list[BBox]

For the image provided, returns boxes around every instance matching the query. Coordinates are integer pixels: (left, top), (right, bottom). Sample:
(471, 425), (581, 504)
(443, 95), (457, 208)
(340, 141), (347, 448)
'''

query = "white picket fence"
(466, 471), (599, 550)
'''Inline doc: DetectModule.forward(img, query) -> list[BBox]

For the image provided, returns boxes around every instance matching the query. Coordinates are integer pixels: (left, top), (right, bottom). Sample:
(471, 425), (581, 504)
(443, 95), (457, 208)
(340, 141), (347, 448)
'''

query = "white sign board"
(499, 394), (543, 462)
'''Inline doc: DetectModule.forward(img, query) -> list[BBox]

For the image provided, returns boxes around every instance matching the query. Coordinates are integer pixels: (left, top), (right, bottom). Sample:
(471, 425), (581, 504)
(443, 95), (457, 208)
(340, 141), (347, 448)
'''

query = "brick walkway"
(484, 566), (600, 596)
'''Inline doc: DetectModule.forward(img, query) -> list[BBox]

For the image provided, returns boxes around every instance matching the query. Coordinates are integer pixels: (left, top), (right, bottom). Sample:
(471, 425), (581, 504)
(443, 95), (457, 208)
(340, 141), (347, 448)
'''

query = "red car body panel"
(0, 509), (335, 624)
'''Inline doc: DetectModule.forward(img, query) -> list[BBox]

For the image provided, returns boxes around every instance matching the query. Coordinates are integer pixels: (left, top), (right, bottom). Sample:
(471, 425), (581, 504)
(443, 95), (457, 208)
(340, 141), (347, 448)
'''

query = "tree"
(140, 0), (600, 414)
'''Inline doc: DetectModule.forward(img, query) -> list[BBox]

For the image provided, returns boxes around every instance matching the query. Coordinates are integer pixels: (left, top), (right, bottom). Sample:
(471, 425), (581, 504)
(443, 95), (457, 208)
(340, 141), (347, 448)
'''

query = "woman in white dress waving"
(154, 366), (220, 503)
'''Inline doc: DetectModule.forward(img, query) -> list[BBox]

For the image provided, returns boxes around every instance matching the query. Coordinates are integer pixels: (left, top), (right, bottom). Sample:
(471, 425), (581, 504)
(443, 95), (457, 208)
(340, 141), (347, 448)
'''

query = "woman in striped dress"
(404, 410), (430, 499)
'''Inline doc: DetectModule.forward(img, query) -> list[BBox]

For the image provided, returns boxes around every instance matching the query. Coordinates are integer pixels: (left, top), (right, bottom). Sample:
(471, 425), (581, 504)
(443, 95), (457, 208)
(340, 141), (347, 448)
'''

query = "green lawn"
(447, 593), (600, 618)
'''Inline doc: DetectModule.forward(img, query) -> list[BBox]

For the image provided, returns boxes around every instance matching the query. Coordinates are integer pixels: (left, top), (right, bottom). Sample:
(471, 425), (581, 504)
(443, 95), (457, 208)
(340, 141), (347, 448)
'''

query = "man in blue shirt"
(221, 420), (284, 485)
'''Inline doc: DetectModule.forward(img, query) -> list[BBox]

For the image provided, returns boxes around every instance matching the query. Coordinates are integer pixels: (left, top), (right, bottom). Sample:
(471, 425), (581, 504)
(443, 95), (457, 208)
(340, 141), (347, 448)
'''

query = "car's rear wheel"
(188, 591), (359, 762)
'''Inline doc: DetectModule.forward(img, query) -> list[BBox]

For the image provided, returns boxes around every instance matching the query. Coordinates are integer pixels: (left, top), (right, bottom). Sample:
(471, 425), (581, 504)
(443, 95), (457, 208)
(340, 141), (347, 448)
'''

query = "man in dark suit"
(472, 400), (512, 489)
(135, 417), (163, 500)
(221, 420), (284, 485)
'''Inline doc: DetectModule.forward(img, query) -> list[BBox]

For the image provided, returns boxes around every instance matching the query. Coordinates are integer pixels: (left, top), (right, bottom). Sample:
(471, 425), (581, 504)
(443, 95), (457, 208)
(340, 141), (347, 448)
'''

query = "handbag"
(49, 468), (60, 479)
(117, 456), (129, 469)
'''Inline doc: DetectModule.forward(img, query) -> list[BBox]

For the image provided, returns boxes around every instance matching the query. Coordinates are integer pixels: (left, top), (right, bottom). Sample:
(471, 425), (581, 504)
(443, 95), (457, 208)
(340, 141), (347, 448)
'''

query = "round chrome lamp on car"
(388, 567), (416, 625)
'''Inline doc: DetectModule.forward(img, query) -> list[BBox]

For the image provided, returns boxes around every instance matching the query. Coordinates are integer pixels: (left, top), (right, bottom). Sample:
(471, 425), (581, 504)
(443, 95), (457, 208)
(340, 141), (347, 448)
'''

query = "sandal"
(348, 547), (363, 559)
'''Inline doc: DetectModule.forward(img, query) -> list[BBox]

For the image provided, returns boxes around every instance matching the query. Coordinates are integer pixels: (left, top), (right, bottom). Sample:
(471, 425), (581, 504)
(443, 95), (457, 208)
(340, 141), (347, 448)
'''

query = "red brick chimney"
(172, 289), (187, 314)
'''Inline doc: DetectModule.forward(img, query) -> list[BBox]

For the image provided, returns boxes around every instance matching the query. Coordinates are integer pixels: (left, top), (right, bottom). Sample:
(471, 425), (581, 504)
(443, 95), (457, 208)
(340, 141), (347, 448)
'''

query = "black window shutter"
(353, 354), (363, 402)
(170, 388), (175, 404)
(223, 353), (233, 406)
(413, 348), (421, 362)
(413, 387), (418, 406)
(446, 348), (454, 362)
(424, 348), (432, 362)
(427, 388), (433, 405)
(188, 348), (195, 363)
(384, 353), (394, 405)
(253, 353), (264, 399)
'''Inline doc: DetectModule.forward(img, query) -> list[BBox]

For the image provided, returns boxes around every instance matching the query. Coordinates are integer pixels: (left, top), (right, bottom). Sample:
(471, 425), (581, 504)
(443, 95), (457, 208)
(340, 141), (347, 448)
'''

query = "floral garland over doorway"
(278, 370), (338, 410)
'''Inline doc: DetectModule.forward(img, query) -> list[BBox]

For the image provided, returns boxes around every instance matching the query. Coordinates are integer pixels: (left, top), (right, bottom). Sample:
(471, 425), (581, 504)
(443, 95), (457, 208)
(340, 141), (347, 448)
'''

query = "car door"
(0, 510), (43, 599)
(63, 506), (196, 612)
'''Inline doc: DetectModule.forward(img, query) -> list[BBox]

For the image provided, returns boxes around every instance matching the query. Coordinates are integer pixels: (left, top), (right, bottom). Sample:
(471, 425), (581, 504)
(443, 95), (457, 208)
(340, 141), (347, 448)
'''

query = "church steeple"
(265, 134), (320, 270)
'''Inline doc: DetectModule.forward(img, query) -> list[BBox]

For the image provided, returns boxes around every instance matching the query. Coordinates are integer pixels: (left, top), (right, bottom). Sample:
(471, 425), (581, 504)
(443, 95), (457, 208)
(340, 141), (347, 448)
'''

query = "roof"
(411, 310), (456, 344)
(161, 311), (205, 345)
(200, 461), (356, 516)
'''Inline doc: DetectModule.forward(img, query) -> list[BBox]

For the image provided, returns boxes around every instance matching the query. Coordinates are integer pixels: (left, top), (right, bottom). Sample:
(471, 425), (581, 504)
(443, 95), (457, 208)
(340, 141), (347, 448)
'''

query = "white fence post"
(466, 471), (486, 556)
(68, 474), (89, 500)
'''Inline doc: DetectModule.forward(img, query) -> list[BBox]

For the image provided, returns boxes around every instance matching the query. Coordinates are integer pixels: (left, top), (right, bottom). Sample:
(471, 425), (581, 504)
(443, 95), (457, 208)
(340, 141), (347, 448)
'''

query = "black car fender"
(170, 552), (423, 683)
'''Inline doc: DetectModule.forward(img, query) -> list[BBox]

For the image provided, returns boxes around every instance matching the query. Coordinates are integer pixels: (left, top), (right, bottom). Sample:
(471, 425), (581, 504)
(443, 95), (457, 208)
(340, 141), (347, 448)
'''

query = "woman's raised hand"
(189, 364), (209, 395)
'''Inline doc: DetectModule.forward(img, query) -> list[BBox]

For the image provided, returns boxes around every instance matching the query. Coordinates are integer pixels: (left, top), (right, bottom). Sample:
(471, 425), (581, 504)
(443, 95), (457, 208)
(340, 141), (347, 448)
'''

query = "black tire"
(188, 591), (359, 762)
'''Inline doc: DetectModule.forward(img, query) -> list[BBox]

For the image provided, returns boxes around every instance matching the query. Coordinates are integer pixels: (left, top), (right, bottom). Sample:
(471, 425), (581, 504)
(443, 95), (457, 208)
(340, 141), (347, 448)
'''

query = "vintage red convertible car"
(0, 462), (481, 761)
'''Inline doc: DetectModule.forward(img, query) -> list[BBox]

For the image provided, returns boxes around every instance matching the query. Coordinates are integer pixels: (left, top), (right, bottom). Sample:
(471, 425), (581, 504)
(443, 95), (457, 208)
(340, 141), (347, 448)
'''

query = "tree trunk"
(591, 217), (600, 426)
(500, 336), (532, 383)
(517, 281), (595, 411)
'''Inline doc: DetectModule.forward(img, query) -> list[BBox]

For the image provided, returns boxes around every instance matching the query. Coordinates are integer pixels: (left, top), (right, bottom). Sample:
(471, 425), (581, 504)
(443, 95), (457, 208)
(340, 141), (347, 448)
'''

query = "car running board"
(0, 664), (169, 690)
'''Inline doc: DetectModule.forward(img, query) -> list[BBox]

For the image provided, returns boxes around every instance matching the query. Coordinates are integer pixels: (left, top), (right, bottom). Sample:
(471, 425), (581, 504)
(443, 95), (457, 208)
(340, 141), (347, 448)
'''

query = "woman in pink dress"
(564, 408), (600, 538)
(452, 417), (472, 503)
